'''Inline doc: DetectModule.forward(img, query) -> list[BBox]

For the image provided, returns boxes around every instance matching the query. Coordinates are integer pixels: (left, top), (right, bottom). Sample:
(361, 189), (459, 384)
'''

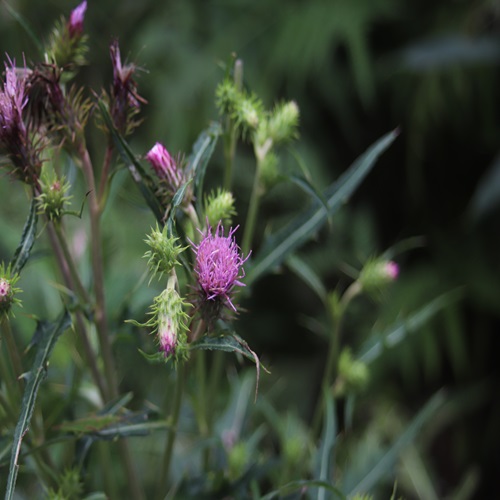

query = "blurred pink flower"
(146, 142), (184, 190)
(68, 1), (87, 38)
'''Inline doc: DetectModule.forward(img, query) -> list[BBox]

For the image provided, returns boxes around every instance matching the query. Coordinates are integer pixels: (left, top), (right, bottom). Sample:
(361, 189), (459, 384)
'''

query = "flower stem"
(157, 361), (186, 499)
(242, 158), (263, 254)
(311, 281), (362, 436)
(223, 59), (243, 191)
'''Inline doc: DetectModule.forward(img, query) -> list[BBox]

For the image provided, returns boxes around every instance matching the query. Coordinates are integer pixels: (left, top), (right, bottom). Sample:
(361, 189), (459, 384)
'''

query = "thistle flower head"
(68, 1), (87, 38)
(36, 169), (72, 221)
(144, 224), (187, 281)
(151, 288), (190, 360)
(191, 223), (250, 313)
(146, 142), (184, 190)
(109, 39), (146, 135)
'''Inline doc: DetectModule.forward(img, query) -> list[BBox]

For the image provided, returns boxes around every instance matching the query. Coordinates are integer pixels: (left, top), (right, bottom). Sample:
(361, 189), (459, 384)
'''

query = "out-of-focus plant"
(0, 2), (475, 500)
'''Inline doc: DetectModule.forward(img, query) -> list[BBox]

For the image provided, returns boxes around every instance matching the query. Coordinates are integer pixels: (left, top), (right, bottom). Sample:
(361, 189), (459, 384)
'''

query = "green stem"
(157, 361), (186, 499)
(79, 144), (144, 500)
(223, 59), (243, 191)
(311, 281), (362, 436)
(1, 315), (23, 383)
(46, 222), (107, 400)
(242, 158), (263, 254)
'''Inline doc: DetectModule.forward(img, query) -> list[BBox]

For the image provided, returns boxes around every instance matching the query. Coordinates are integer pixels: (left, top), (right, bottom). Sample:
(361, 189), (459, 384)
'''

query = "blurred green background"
(1, 0), (500, 498)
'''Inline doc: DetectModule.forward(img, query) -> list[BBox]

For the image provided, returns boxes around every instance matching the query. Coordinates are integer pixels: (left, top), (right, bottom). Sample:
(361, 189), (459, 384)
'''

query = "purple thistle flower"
(68, 1), (87, 38)
(384, 261), (399, 280)
(192, 223), (250, 312)
(158, 312), (177, 356)
(0, 61), (27, 139)
(146, 142), (184, 190)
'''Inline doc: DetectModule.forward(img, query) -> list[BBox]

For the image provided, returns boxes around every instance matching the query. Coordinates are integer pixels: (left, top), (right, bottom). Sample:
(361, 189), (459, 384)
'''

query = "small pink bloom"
(384, 261), (399, 280)
(158, 313), (177, 356)
(0, 279), (10, 300)
(191, 223), (250, 312)
(146, 142), (184, 190)
(0, 60), (27, 137)
(68, 1), (87, 38)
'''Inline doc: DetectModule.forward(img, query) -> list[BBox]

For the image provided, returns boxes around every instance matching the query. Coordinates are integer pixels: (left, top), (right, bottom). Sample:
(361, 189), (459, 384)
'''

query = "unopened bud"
(334, 348), (369, 397)
(204, 189), (236, 227)
(144, 224), (186, 280)
(358, 259), (399, 294)
(68, 1), (87, 39)
(266, 101), (299, 144)
(36, 172), (72, 221)
(0, 264), (21, 316)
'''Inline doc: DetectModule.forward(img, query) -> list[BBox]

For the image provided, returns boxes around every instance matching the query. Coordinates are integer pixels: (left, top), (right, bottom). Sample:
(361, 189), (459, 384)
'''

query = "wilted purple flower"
(192, 223), (250, 312)
(0, 60), (27, 138)
(146, 142), (184, 190)
(68, 1), (87, 38)
(109, 40), (146, 135)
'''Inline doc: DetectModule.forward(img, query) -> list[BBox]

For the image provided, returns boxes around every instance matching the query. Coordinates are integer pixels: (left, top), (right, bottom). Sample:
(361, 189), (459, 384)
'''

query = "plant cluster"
(0, 3), (456, 499)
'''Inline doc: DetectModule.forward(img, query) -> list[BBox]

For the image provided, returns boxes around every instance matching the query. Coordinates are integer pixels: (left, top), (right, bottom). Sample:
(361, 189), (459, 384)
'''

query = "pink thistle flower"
(0, 278), (10, 301)
(146, 142), (184, 190)
(191, 223), (250, 312)
(68, 1), (87, 38)
(158, 312), (177, 356)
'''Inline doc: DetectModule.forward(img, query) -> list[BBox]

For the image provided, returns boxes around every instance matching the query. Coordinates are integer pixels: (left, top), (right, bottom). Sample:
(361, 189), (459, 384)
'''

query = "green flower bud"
(36, 171), (72, 221)
(144, 225), (187, 281)
(358, 258), (399, 294)
(0, 263), (22, 316)
(259, 151), (280, 190)
(215, 78), (240, 116)
(204, 189), (236, 227)
(334, 348), (369, 397)
(266, 100), (299, 144)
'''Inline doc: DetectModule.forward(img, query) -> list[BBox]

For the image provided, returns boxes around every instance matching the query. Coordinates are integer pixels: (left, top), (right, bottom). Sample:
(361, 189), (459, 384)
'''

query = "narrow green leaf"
(287, 173), (330, 222)
(247, 129), (399, 285)
(138, 348), (166, 364)
(166, 178), (193, 228)
(97, 100), (164, 223)
(315, 389), (337, 500)
(186, 121), (222, 206)
(357, 289), (463, 365)
(10, 198), (38, 275)
(6, 310), (71, 500)
(4, 2), (43, 55)
(345, 389), (446, 497)
(286, 254), (328, 304)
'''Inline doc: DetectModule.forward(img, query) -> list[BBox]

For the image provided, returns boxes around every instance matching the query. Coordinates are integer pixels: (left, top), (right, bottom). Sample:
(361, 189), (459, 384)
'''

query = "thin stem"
(1, 315), (23, 382)
(79, 144), (144, 499)
(98, 144), (114, 207)
(311, 281), (362, 436)
(79, 145), (117, 401)
(46, 222), (107, 400)
(223, 59), (243, 191)
(242, 158), (263, 254)
(157, 361), (186, 499)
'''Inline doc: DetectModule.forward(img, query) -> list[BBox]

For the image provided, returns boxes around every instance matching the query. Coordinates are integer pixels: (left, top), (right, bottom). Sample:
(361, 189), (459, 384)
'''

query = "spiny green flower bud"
(144, 224), (187, 281)
(358, 258), (399, 295)
(283, 436), (304, 466)
(266, 100), (299, 144)
(36, 171), (72, 221)
(130, 287), (191, 362)
(215, 78), (240, 116)
(334, 348), (369, 397)
(259, 150), (280, 190)
(204, 189), (236, 227)
(0, 264), (22, 316)
(235, 94), (262, 136)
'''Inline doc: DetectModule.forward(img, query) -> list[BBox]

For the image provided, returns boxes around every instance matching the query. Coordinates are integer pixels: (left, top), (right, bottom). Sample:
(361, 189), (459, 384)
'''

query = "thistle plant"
(0, 3), (446, 500)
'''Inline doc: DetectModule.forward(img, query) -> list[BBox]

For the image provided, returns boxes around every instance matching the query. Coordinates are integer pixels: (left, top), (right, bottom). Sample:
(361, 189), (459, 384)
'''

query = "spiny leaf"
(6, 309), (71, 500)
(247, 128), (399, 286)
(10, 198), (38, 275)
